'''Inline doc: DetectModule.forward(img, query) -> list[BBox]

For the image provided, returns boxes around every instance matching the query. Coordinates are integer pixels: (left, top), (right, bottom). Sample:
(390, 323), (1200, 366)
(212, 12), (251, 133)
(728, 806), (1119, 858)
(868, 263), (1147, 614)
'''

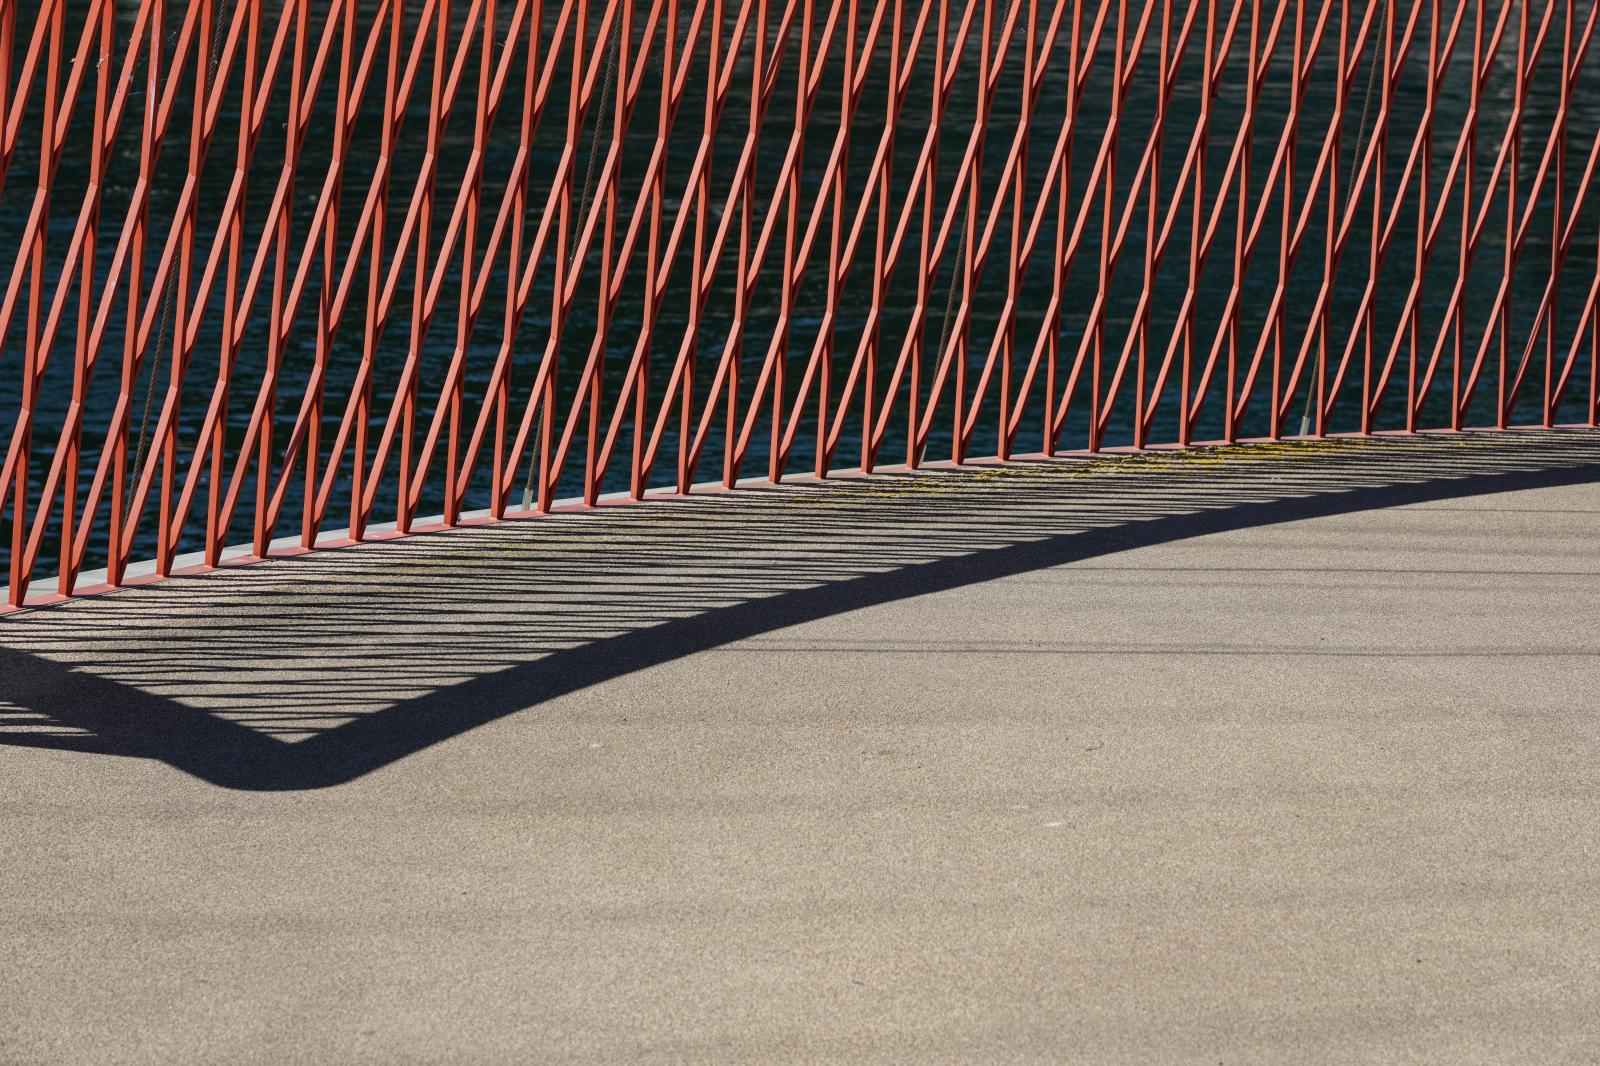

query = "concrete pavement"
(2, 430), (1599, 1063)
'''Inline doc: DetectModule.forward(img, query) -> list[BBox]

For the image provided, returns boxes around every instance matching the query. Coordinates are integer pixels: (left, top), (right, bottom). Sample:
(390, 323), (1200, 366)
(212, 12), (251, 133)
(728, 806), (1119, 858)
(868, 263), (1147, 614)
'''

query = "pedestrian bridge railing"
(1, 0), (1597, 610)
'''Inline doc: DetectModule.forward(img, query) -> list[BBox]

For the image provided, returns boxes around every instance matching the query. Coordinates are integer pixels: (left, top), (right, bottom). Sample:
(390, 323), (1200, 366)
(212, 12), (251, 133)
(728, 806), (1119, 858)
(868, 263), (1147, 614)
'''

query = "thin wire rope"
(1300, 0), (1387, 436)
(523, 18), (621, 510)
(126, 0), (232, 523)
(928, 0), (1022, 459)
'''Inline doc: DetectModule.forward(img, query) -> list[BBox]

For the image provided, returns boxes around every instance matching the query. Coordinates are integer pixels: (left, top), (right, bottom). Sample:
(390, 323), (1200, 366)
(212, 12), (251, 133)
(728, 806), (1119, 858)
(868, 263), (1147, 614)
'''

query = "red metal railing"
(1, 0), (1597, 611)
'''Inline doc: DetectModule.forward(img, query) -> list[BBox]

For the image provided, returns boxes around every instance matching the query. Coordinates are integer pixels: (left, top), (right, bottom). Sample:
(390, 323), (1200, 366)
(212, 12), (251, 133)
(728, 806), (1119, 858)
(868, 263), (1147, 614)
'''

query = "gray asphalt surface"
(2, 430), (1598, 1064)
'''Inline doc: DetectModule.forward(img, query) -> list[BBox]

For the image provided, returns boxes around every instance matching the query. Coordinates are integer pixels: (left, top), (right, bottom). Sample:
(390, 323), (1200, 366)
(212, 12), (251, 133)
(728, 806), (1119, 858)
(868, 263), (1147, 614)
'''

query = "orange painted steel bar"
(2, 0), (1598, 610)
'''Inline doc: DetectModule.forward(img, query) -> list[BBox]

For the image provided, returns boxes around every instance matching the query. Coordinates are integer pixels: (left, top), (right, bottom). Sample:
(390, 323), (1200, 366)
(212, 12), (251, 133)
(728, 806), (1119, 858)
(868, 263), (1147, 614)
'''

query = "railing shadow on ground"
(0, 429), (1597, 792)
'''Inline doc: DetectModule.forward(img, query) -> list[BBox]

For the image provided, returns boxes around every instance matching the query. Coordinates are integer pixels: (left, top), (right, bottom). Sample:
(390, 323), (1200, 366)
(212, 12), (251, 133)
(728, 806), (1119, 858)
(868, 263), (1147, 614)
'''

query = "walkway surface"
(3, 429), (1599, 1064)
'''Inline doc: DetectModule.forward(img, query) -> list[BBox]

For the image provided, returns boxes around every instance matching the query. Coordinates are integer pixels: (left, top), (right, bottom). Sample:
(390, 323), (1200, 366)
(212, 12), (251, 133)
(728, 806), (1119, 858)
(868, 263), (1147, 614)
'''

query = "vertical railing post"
(215, 0), (254, 564)
(908, 0), (949, 470)
(108, 0), (164, 587)
(1498, 0), (1529, 430)
(1180, 0), (1216, 448)
(9, 0), (62, 607)
(1454, 0), (1484, 432)
(955, 0), (991, 463)
(353, 1), (404, 541)
(58, 0), (115, 597)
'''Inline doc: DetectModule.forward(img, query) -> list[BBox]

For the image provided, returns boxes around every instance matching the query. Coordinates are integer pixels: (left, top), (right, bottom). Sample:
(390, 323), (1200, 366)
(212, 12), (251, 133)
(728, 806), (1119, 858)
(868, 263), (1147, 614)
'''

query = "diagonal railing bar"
(319, 0), (566, 534)
(1086, 0), (1237, 448)
(1453, 0), (1564, 425)
(1184, 0), (1405, 443)
(1232, 0), (1407, 437)
(598, 0), (777, 489)
(1316, 0), (1497, 430)
(2, 0), (1598, 612)
(1052, 0), (1258, 450)
(866, 0), (1042, 464)
(912, 0), (1064, 458)
(507, 0), (772, 505)
(1360, 0), (1518, 429)
(697, 0), (857, 480)
(1479, 0), (1598, 421)
(940, 0), (1081, 457)
(1271, 0), (1458, 435)
(582, 0), (787, 494)
(1361, 0), (1576, 427)
(726, 0), (919, 481)
(421, 0), (662, 513)
(544, 0), (748, 499)
(1228, 0), (1465, 435)
(997, 0), (1131, 454)
(5, 0), (248, 602)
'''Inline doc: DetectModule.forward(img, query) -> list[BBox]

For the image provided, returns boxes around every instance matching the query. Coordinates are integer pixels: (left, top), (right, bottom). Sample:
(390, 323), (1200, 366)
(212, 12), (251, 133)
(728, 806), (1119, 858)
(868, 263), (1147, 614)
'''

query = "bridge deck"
(3, 430), (1599, 1063)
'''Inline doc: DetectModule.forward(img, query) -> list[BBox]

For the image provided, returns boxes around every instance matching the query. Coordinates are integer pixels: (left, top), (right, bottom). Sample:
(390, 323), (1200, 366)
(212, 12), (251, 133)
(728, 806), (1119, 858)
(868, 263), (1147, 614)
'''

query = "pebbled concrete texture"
(2, 430), (1599, 1064)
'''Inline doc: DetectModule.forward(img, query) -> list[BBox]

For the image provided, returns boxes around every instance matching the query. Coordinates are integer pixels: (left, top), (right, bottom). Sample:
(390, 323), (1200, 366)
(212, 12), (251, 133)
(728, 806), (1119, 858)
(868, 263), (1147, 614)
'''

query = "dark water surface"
(2, 0), (1596, 576)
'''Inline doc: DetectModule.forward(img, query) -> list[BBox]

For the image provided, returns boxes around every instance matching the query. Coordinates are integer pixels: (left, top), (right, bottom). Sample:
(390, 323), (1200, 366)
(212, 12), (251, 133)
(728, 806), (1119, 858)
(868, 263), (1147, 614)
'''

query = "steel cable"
(126, 0), (232, 523)
(522, 19), (621, 511)
(1300, 0), (1388, 437)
